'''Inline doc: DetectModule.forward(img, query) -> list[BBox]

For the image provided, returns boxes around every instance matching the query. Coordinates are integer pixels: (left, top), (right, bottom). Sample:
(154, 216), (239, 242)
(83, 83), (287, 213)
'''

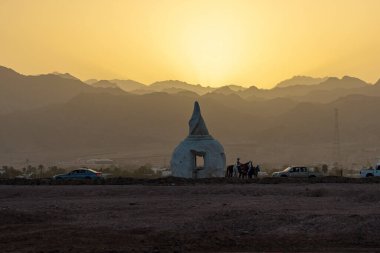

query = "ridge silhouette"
(1, 65), (380, 166)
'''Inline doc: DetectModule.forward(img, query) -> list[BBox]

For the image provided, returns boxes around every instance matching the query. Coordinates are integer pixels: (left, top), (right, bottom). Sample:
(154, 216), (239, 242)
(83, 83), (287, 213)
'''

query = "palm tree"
(38, 164), (44, 178)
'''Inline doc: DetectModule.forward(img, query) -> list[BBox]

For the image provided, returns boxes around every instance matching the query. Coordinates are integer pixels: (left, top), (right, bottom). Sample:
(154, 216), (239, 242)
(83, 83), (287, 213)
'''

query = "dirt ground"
(1, 181), (380, 252)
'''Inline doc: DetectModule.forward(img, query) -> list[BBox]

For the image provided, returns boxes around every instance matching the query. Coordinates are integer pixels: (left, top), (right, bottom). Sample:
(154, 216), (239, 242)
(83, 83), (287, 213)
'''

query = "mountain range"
(1, 65), (380, 169)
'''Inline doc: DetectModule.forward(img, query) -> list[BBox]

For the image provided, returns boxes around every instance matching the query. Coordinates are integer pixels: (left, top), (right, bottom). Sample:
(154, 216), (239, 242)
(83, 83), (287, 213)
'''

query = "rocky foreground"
(1, 180), (380, 252)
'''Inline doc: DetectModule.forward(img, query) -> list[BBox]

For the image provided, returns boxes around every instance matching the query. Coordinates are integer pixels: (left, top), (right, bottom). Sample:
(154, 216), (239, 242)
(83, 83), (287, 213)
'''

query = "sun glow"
(180, 13), (246, 85)
(1, 0), (380, 87)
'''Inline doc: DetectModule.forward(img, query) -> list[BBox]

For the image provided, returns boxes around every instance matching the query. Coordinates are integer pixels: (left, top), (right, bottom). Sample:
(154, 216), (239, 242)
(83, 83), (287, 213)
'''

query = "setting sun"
(179, 8), (246, 84)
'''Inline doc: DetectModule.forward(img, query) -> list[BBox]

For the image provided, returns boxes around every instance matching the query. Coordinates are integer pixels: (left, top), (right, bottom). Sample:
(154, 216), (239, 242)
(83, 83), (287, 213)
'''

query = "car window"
(376, 166), (380, 170)
(71, 170), (79, 174)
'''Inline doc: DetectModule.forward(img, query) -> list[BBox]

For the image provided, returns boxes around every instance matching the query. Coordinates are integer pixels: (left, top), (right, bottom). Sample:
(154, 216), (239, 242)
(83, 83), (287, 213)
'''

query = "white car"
(15, 173), (34, 179)
(272, 166), (322, 178)
(360, 163), (380, 178)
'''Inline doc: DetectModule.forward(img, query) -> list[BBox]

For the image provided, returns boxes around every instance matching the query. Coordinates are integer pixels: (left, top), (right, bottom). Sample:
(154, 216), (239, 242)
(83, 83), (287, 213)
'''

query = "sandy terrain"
(1, 182), (380, 252)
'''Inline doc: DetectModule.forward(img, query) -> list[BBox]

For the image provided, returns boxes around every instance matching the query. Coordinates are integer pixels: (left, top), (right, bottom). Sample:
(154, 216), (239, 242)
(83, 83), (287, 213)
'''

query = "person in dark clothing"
(254, 164), (260, 178)
(247, 161), (254, 179)
(236, 158), (242, 178)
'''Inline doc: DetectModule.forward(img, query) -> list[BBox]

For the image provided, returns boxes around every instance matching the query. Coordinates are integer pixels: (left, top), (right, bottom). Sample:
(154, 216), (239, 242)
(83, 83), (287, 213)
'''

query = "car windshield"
(283, 167), (292, 172)
(86, 169), (99, 173)
(70, 169), (98, 174)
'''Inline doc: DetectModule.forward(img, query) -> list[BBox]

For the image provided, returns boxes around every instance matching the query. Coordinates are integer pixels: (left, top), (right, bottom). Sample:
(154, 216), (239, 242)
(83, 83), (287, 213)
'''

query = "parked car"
(15, 173), (34, 179)
(53, 168), (103, 181)
(360, 163), (380, 177)
(272, 166), (322, 178)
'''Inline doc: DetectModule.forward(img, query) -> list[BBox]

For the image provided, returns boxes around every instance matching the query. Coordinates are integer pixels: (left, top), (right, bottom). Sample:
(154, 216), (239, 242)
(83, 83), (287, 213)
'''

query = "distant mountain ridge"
(149, 80), (214, 95)
(45, 68), (377, 100)
(51, 72), (80, 81)
(0, 66), (124, 114)
(90, 80), (119, 89)
(1, 65), (377, 105)
(276, 76), (329, 88)
(1, 65), (380, 167)
(110, 79), (146, 92)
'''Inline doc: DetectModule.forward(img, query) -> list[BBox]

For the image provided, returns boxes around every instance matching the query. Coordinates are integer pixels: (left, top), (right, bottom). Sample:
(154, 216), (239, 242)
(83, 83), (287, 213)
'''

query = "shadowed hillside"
(1, 66), (380, 168)
(0, 67), (124, 114)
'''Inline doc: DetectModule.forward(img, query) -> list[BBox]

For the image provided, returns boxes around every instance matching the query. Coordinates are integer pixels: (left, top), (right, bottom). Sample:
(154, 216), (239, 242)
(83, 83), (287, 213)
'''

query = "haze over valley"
(1, 66), (380, 169)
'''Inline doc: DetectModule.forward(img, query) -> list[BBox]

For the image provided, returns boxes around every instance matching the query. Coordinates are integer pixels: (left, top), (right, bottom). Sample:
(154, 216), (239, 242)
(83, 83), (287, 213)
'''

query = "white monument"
(170, 101), (226, 178)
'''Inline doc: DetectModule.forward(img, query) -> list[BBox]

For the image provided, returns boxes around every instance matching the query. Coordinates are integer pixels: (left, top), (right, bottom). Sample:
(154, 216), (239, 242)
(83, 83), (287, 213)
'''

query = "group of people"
(225, 158), (260, 178)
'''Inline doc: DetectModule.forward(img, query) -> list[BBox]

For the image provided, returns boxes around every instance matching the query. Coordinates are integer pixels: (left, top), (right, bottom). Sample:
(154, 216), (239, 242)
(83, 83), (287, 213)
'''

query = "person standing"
(236, 158), (242, 178)
(248, 161), (254, 179)
(254, 164), (260, 178)
(233, 158), (241, 177)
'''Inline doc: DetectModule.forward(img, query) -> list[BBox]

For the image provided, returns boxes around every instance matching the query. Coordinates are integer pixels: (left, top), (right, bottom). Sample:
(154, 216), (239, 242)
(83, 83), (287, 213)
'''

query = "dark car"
(53, 168), (103, 181)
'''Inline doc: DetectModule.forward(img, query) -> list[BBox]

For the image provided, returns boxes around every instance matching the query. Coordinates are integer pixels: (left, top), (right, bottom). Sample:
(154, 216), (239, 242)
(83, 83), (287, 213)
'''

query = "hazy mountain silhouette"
(212, 86), (236, 95)
(212, 85), (247, 95)
(276, 76), (329, 88)
(1, 65), (380, 167)
(84, 79), (98, 85)
(51, 72), (80, 81)
(110, 79), (146, 92)
(317, 76), (368, 89)
(1, 90), (380, 167)
(238, 76), (370, 102)
(224, 85), (247, 91)
(150, 80), (214, 95)
(90, 80), (119, 89)
(85, 79), (215, 95)
(0, 66), (124, 114)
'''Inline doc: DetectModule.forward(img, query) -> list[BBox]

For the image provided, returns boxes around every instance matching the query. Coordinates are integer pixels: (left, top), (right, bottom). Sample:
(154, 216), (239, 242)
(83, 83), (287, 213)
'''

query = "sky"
(1, 0), (380, 88)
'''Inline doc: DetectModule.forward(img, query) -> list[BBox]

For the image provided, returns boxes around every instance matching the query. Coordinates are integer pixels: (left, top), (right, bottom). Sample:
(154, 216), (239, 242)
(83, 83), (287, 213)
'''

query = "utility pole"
(333, 108), (342, 171)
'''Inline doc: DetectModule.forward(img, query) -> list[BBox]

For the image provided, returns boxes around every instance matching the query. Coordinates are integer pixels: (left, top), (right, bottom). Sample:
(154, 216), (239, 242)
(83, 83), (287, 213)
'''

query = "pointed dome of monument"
(170, 101), (226, 178)
(188, 101), (210, 136)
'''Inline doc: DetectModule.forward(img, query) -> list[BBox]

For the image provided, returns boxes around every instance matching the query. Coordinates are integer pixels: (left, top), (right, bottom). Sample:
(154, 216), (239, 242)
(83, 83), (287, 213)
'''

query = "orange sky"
(1, 0), (380, 88)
